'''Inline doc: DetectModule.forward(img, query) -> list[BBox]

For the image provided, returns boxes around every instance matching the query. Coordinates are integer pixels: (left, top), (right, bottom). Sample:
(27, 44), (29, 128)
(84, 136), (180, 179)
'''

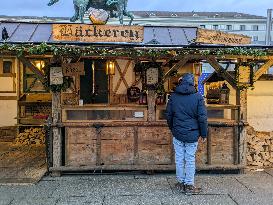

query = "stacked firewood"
(246, 127), (273, 167)
(14, 128), (46, 146)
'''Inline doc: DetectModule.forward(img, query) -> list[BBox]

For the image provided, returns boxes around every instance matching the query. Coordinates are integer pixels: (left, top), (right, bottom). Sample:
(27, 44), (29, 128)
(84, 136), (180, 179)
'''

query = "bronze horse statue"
(48, 0), (134, 25)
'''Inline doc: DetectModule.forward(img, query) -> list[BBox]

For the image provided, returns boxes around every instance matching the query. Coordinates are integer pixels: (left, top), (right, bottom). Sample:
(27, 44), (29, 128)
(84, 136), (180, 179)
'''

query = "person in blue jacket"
(166, 73), (208, 194)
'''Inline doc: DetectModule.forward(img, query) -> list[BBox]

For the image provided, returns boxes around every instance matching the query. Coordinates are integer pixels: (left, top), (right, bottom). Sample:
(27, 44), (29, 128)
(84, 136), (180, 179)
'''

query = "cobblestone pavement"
(1, 169), (273, 205)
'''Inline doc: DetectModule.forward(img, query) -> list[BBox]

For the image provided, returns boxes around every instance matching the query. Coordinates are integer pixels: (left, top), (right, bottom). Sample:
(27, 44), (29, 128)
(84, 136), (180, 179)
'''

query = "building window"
(0, 58), (15, 76)
(213, 25), (219, 30)
(226, 25), (232, 31)
(253, 36), (259, 41)
(200, 25), (206, 29)
(3, 60), (13, 73)
(240, 25), (246, 31)
(252, 25), (259, 31)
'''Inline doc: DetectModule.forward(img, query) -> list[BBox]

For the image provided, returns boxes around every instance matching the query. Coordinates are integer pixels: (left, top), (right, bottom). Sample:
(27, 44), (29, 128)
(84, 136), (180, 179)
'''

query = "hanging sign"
(238, 66), (251, 84)
(52, 24), (144, 43)
(196, 29), (251, 45)
(61, 93), (78, 105)
(50, 67), (63, 85)
(62, 62), (85, 76)
(146, 67), (159, 85)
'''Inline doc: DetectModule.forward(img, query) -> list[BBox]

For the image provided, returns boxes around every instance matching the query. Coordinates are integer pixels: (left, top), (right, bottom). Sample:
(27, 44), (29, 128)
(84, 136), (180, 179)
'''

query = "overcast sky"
(0, 0), (272, 17)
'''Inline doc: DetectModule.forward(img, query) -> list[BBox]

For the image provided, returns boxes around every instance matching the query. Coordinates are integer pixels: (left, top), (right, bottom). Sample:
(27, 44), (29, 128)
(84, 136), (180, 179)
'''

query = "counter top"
(57, 119), (246, 127)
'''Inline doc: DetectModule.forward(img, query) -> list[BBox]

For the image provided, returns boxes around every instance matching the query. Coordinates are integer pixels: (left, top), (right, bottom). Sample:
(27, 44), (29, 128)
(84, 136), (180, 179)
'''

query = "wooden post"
(147, 90), (156, 122)
(236, 89), (248, 168)
(236, 89), (247, 122)
(52, 92), (62, 177)
(207, 128), (212, 165)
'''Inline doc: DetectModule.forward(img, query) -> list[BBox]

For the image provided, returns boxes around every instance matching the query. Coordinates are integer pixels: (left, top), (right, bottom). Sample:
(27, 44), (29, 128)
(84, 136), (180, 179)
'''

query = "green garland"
(44, 76), (73, 93)
(0, 42), (268, 92)
(0, 42), (268, 59)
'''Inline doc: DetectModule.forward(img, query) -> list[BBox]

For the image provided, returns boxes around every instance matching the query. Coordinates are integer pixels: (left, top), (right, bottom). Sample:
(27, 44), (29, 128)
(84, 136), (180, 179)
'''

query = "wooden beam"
(113, 60), (131, 94)
(18, 56), (45, 83)
(254, 59), (273, 81)
(206, 57), (237, 88)
(163, 56), (190, 80)
(236, 89), (247, 122)
(236, 89), (248, 166)
(207, 128), (212, 165)
(0, 96), (17, 100)
(147, 90), (156, 122)
(52, 92), (62, 177)
(0, 91), (16, 93)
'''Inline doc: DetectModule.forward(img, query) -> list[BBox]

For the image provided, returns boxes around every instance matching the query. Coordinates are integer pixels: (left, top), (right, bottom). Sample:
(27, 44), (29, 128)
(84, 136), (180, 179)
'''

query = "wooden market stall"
(1, 21), (273, 176)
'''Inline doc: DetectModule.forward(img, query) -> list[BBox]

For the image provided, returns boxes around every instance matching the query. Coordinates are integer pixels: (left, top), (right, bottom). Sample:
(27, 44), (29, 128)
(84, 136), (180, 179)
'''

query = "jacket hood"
(175, 73), (196, 95)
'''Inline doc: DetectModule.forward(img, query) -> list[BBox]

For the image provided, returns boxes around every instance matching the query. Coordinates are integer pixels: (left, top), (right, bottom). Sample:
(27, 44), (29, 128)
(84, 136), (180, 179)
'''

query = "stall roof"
(0, 21), (198, 46)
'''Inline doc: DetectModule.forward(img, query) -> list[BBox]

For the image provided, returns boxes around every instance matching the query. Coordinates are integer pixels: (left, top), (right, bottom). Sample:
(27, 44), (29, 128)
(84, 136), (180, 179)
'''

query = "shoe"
(184, 184), (202, 195)
(175, 182), (185, 193)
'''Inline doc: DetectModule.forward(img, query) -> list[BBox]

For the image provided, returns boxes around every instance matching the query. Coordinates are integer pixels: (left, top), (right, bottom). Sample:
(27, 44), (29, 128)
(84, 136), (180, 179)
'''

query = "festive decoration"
(0, 42), (268, 92)
(127, 86), (140, 102)
(0, 43), (268, 59)
(235, 62), (255, 90)
(43, 65), (73, 93)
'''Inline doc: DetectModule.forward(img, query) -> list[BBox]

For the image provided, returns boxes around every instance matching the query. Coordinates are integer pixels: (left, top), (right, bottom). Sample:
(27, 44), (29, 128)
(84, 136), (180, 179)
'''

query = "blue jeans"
(173, 137), (198, 185)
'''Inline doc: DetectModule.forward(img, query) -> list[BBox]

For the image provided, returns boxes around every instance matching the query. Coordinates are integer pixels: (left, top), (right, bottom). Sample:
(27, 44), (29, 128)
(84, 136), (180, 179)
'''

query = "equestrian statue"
(48, 0), (134, 25)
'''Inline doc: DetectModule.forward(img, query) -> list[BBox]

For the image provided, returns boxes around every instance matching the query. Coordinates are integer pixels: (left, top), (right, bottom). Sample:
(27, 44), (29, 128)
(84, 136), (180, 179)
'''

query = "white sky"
(0, 0), (272, 17)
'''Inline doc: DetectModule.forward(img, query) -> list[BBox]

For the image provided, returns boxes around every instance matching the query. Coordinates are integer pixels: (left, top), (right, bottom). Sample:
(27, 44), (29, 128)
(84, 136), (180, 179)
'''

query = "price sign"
(62, 62), (85, 76)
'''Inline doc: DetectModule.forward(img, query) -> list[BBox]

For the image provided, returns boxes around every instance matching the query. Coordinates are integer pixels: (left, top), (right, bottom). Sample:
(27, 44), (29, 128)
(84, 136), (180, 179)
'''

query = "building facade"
(106, 11), (272, 45)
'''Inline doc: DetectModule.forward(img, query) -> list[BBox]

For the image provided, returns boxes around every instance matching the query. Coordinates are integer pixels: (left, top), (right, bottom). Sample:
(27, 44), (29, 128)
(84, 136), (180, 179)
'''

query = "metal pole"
(266, 9), (272, 45)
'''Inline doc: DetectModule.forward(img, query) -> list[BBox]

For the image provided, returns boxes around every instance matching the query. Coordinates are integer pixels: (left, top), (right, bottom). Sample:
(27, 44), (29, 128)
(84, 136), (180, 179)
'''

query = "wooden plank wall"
(65, 125), (237, 168)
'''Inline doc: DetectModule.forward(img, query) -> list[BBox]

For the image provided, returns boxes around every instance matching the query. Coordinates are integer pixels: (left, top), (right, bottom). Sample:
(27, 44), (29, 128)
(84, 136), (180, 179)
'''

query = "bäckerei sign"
(52, 24), (144, 43)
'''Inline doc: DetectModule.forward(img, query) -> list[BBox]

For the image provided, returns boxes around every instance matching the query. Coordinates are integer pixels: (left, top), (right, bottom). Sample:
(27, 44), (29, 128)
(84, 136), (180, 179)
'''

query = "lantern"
(106, 60), (115, 75)
(220, 83), (230, 104)
(33, 60), (45, 71)
(193, 63), (202, 76)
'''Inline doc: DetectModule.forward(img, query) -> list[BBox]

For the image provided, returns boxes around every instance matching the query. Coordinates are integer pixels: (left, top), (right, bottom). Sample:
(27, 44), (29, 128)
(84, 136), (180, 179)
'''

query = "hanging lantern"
(33, 60), (45, 72)
(193, 63), (202, 76)
(106, 60), (115, 75)
(220, 83), (230, 104)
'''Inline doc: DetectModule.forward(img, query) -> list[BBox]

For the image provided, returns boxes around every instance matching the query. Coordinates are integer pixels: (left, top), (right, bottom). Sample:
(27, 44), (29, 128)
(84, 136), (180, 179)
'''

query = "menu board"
(146, 67), (159, 85)
(50, 67), (63, 85)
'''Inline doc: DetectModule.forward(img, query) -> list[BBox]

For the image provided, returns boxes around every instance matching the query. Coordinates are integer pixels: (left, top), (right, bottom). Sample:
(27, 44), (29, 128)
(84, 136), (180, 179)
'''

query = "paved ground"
(0, 143), (47, 184)
(1, 169), (273, 205)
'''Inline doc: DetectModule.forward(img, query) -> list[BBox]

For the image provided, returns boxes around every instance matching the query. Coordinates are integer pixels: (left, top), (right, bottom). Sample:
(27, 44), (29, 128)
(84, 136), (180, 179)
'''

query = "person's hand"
(199, 137), (207, 143)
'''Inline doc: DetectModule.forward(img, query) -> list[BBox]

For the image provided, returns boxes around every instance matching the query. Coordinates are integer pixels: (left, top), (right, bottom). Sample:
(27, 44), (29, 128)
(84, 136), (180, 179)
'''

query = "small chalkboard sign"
(50, 67), (63, 85)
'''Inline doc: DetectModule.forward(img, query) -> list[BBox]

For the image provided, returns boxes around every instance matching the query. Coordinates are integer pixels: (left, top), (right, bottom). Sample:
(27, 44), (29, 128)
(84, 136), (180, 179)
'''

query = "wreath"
(127, 86), (141, 102)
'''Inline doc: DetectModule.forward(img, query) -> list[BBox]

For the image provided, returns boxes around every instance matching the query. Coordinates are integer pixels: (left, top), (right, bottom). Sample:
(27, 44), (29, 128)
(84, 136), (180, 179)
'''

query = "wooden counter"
(49, 118), (243, 172)
(48, 103), (245, 174)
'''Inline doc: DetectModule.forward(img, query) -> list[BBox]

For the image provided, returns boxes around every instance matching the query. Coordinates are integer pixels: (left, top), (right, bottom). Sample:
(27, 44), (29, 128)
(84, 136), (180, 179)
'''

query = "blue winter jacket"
(166, 74), (208, 143)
